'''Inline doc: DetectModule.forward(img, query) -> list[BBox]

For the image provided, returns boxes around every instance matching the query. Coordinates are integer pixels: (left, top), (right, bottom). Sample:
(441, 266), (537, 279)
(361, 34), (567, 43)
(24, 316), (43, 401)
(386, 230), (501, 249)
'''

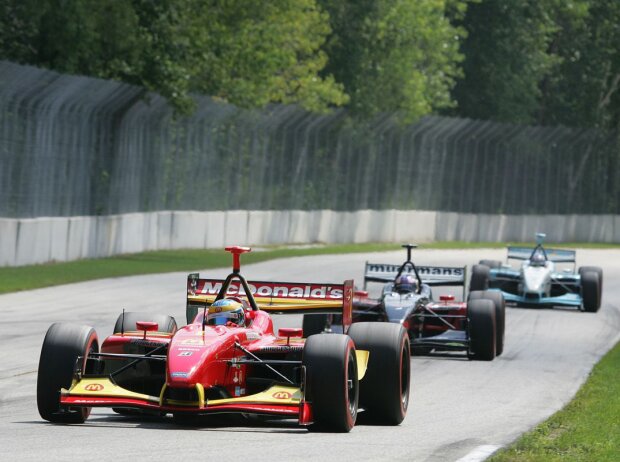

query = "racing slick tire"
(479, 259), (502, 269)
(467, 300), (496, 361)
(468, 290), (505, 356)
(470, 264), (490, 291)
(302, 314), (328, 337)
(37, 323), (99, 423)
(579, 266), (603, 309)
(303, 334), (359, 432)
(347, 323), (410, 425)
(581, 271), (601, 313)
(113, 312), (177, 334)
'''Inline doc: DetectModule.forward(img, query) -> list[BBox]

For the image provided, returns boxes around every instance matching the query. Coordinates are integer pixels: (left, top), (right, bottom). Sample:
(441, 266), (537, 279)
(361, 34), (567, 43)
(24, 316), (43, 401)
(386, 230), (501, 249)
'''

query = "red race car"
(37, 247), (410, 432)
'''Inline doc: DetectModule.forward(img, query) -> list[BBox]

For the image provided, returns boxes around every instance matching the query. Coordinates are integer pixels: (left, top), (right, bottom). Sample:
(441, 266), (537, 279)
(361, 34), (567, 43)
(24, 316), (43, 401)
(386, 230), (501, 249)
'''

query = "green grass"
(0, 243), (397, 294)
(1, 241), (618, 295)
(489, 341), (620, 462)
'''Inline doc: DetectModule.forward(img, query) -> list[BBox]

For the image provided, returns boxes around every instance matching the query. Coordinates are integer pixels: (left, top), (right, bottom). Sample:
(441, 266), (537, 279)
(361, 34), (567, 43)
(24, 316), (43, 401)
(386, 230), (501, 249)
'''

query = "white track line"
(455, 445), (501, 462)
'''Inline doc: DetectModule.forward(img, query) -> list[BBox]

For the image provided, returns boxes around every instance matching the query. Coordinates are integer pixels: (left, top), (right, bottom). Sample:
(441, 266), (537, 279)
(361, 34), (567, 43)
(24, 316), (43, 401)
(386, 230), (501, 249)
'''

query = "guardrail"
(1, 210), (616, 266)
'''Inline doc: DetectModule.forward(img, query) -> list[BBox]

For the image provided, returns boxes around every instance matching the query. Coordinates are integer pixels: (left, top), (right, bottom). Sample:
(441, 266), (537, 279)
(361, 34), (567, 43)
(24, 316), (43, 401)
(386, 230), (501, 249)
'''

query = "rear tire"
(348, 323), (410, 425)
(37, 323), (99, 423)
(303, 334), (358, 432)
(113, 312), (177, 334)
(468, 290), (505, 356)
(581, 271), (600, 313)
(479, 259), (502, 269)
(467, 300), (496, 361)
(470, 264), (490, 291)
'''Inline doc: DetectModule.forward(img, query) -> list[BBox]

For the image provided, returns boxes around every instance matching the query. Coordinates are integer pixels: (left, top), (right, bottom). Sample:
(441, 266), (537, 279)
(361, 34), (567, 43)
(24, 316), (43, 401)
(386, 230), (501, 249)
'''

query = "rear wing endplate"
(507, 246), (576, 263)
(187, 276), (353, 330)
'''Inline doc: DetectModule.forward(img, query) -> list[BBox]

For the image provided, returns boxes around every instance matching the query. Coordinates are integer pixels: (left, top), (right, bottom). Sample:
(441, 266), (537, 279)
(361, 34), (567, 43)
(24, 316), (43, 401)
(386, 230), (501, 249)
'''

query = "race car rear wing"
(187, 275), (353, 329)
(507, 246), (576, 263)
(363, 262), (467, 288)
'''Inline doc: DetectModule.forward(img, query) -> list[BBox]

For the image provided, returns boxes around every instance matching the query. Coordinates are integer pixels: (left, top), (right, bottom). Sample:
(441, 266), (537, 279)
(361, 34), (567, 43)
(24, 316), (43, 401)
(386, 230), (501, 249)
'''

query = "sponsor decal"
(196, 280), (344, 300)
(181, 338), (203, 345)
(257, 345), (303, 353)
(130, 339), (165, 348)
(177, 347), (200, 351)
(84, 383), (104, 391)
(178, 351), (193, 357)
(367, 264), (463, 277)
(171, 372), (189, 378)
(272, 391), (292, 400)
(245, 331), (261, 341)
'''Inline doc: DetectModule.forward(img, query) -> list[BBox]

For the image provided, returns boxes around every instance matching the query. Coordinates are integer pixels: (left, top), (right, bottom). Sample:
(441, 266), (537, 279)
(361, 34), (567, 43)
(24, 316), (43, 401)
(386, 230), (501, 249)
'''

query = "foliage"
(540, 0), (620, 129)
(0, 0), (346, 113)
(451, 0), (560, 124)
(1, 0), (619, 126)
(190, 0), (347, 112)
(318, 0), (468, 122)
(452, 0), (620, 129)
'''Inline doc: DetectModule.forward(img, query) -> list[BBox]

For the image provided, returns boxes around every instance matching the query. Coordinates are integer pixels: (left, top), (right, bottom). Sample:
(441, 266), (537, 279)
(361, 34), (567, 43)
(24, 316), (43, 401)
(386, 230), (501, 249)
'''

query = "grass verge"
(489, 340), (620, 462)
(1, 241), (618, 295)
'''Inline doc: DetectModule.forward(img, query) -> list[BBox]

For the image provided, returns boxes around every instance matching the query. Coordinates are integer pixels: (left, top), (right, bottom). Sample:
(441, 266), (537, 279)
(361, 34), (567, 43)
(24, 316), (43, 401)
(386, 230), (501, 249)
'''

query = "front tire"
(581, 271), (601, 313)
(470, 264), (490, 291)
(37, 323), (99, 423)
(468, 290), (505, 356)
(303, 334), (358, 432)
(348, 323), (411, 425)
(467, 300), (496, 361)
(479, 259), (502, 269)
(302, 314), (328, 337)
(579, 266), (603, 309)
(113, 312), (177, 334)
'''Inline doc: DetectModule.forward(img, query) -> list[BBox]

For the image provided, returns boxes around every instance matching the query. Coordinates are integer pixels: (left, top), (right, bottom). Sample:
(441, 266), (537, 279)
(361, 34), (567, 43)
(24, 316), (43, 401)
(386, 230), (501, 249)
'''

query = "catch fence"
(0, 60), (618, 218)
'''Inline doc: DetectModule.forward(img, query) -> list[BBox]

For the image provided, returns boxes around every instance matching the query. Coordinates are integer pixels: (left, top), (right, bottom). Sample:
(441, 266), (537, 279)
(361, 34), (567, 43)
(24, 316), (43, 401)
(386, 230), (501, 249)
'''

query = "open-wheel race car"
(303, 245), (505, 360)
(470, 233), (603, 312)
(37, 246), (410, 432)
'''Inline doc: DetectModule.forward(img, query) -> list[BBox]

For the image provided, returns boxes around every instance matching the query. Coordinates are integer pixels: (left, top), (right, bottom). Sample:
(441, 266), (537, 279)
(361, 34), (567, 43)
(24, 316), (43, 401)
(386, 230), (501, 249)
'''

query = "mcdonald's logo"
(272, 391), (292, 400)
(84, 383), (104, 391)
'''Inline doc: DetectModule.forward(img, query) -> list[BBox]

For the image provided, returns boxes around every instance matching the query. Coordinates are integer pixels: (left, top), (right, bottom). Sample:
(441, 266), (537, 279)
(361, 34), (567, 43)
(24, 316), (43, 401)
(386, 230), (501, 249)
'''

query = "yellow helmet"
(207, 299), (245, 326)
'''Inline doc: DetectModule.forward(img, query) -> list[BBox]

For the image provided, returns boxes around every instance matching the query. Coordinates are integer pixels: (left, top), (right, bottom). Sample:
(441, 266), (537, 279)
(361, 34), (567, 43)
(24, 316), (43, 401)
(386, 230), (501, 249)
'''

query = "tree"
(189, 0), (347, 112)
(318, 0), (468, 122)
(0, 0), (346, 113)
(451, 0), (560, 124)
(540, 0), (620, 130)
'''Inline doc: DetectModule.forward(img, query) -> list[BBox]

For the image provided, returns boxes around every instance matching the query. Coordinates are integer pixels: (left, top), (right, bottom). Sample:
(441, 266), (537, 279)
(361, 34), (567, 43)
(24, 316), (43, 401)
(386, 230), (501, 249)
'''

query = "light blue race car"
(470, 233), (602, 312)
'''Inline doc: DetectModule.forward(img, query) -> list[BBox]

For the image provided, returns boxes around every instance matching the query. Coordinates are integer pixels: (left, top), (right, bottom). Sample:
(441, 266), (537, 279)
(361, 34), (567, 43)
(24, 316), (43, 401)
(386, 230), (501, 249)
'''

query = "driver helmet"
(207, 299), (245, 326)
(395, 274), (417, 294)
(530, 250), (546, 267)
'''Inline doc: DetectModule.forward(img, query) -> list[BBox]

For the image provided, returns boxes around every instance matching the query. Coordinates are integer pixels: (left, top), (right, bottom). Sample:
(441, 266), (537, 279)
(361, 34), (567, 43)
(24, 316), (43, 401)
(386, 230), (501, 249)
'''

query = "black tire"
(479, 259), (502, 269)
(467, 299), (496, 361)
(303, 334), (358, 432)
(470, 264), (490, 291)
(37, 323), (99, 423)
(302, 314), (328, 337)
(581, 271), (600, 313)
(348, 323), (410, 425)
(468, 290), (505, 356)
(113, 312), (177, 334)
(579, 266), (603, 307)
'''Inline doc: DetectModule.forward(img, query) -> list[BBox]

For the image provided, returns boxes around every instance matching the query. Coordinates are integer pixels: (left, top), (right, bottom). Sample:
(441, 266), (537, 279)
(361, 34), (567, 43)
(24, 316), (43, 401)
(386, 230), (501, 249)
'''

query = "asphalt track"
(1, 249), (619, 462)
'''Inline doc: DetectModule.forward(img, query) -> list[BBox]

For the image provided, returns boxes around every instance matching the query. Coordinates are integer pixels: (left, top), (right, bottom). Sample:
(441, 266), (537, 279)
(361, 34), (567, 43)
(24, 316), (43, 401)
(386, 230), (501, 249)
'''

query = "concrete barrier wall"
(0, 210), (618, 266)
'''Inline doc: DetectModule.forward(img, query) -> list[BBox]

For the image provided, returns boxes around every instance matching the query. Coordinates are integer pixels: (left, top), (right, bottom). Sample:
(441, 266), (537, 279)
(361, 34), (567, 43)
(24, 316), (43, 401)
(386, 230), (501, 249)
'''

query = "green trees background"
(1, 0), (618, 129)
